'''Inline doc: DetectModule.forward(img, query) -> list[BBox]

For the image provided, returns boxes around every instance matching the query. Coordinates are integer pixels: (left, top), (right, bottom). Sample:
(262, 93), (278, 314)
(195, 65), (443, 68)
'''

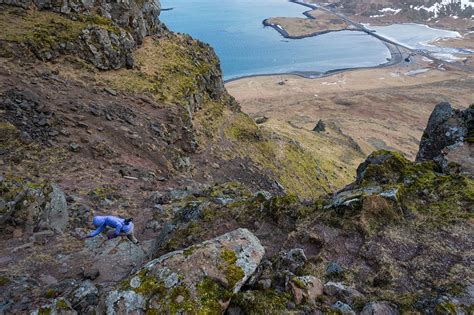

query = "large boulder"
(416, 102), (473, 174)
(100, 228), (265, 314)
(83, 237), (147, 283)
(355, 150), (408, 185)
(40, 184), (69, 233)
(0, 178), (69, 234)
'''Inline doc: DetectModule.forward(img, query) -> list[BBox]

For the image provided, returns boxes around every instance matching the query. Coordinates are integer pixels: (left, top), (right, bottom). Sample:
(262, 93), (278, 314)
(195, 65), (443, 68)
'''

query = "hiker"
(83, 215), (139, 244)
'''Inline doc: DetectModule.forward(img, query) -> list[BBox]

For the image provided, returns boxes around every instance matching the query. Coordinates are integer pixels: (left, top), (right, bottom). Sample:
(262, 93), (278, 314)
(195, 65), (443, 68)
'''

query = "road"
(291, 0), (473, 72)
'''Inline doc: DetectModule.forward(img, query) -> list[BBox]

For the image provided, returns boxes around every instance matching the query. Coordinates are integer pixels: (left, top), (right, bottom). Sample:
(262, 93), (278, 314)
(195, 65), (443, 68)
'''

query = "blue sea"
(160, 0), (461, 80)
(160, 0), (390, 80)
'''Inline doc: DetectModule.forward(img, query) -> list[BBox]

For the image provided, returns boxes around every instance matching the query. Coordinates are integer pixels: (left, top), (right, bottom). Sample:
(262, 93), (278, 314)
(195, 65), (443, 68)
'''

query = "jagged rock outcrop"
(99, 228), (264, 314)
(0, 0), (161, 69)
(0, 178), (69, 234)
(312, 119), (326, 132)
(416, 102), (473, 174)
(1, 0), (160, 40)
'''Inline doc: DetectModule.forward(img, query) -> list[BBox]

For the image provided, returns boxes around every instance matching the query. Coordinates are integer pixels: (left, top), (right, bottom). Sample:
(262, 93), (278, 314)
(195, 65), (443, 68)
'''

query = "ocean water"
(160, 0), (466, 79)
(160, 0), (391, 80)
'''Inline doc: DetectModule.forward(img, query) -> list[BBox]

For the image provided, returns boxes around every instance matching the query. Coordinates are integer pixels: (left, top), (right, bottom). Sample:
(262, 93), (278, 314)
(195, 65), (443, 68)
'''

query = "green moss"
(220, 248), (244, 288)
(225, 264), (245, 289)
(263, 194), (300, 224)
(88, 185), (117, 201)
(434, 300), (457, 315)
(444, 283), (465, 296)
(231, 290), (291, 314)
(356, 150), (474, 225)
(55, 299), (68, 310)
(166, 285), (197, 313)
(38, 307), (52, 315)
(127, 270), (257, 314)
(221, 248), (238, 265)
(44, 288), (57, 299)
(222, 114), (334, 199)
(351, 296), (368, 312)
(360, 194), (401, 234)
(224, 113), (260, 141)
(122, 270), (199, 313)
(399, 171), (473, 222)
(162, 222), (206, 253)
(194, 100), (225, 140)
(133, 271), (166, 297)
(105, 36), (219, 107)
(0, 7), (128, 62)
(183, 246), (195, 257)
(0, 8), (87, 51)
(291, 277), (306, 289)
(207, 182), (250, 199)
(196, 277), (233, 313)
(0, 276), (10, 286)
(359, 150), (410, 186)
(80, 14), (121, 34)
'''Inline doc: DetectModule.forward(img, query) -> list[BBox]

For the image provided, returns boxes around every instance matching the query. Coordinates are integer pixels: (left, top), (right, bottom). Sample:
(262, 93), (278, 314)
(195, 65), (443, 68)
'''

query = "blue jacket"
(87, 215), (133, 238)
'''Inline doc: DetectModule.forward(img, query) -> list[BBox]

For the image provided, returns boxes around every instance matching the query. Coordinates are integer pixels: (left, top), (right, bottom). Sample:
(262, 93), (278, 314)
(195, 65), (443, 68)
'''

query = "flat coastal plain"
(226, 60), (473, 161)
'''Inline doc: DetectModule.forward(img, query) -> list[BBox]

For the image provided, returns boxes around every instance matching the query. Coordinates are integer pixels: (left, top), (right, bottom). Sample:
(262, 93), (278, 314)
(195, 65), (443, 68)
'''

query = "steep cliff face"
(0, 0), (161, 40)
(153, 106), (473, 314)
(0, 0), (161, 69)
(416, 102), (474, 174)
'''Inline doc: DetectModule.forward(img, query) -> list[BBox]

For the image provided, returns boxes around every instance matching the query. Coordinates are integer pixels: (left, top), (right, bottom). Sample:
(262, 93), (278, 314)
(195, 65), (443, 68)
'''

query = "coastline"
(261, 0), (352, 40)
(225, 0), (405, 83)
(224, 38), (402, 83)
(262, 18), (354, 40)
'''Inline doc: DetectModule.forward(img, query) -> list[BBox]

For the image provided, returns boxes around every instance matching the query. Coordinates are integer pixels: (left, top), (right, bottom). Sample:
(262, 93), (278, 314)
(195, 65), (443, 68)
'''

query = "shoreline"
(261, 1), (352, 40)
(224, 45), (400, 83)
(225, 0), (405, 83)
(262, 18), (354, 40)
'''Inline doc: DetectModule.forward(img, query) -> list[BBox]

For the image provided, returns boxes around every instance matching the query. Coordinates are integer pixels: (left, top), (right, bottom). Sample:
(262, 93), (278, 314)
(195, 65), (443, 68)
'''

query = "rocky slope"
(0, 0), (473, 314)
(0, 0), (161, 69)
(150, 130), (473, 314)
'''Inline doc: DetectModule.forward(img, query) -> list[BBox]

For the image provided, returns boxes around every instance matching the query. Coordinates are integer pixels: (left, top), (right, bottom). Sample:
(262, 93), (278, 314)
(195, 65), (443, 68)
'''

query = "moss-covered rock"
(102, 228), (265, 314)
(230, 290), (292, 314)
(344, 150), (474, 226)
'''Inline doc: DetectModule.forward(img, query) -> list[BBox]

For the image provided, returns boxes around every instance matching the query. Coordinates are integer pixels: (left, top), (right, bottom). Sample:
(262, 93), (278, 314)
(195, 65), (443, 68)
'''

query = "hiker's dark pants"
(106, 229), (139, 244)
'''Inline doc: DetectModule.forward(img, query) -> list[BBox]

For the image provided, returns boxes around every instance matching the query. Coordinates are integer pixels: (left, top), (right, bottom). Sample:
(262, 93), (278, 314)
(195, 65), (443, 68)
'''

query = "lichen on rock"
(100, 228), (265, 314)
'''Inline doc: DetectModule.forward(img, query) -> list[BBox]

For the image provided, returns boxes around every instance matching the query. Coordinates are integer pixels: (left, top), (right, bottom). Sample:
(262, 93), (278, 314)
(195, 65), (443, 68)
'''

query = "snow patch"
(422, 57), (434, 63)
(404, 68), (430, 76)
(379, 8), (402, 14)
(412, 0), (473, 18)
(431, 52), (466, 62)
